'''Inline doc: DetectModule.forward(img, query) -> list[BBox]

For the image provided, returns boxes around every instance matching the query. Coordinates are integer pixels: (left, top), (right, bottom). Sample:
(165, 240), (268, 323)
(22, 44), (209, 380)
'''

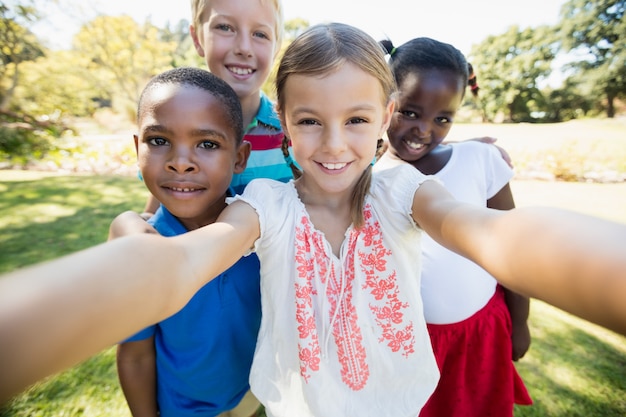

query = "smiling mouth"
(404, 140), (427, 150)
(228, 66), (254, 75)
(321, 162), (348, 170)
(169, 186), (201, 192)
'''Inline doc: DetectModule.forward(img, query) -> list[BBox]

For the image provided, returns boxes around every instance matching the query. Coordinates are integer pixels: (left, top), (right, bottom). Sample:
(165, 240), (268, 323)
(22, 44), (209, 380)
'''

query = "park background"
(1, 0), (625, 415)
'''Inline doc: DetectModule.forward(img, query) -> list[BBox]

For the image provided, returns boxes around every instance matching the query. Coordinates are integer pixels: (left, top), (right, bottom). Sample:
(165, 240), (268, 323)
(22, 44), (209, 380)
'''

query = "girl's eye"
(400, 110), (418, 119)
(435, 116), (452, 125)
(297, 119), (319, 126)
(347, 117), (367, 125)
(198, 141), (218, 150)
(148, 137), (169, 146)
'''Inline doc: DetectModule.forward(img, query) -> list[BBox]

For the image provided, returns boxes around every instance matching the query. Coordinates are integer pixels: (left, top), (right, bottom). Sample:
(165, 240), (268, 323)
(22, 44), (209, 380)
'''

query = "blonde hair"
(276, 23), (396, 229)
(190, 0), (284, 48)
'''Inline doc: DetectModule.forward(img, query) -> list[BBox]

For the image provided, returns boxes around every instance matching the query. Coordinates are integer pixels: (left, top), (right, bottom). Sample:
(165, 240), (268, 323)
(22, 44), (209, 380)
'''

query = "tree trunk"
(606, 91), (615, 118)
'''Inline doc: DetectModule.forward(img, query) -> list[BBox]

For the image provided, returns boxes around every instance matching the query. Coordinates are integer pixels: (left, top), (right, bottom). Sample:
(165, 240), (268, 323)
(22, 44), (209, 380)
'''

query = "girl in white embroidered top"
(2, 22), (626, 414)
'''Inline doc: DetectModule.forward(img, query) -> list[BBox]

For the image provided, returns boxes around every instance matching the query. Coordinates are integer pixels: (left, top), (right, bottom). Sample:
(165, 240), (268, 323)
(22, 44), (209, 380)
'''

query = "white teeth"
(321, 162), (347, 170)
(229, 66), (253, 75)
(405, 141), (426, 150)
(171, 187), (196, 192)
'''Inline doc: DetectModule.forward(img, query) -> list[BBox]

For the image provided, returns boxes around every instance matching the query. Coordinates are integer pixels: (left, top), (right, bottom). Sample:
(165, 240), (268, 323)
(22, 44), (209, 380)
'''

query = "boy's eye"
(198, 140), (218, 150)
(148, 137), (169, 146)
(215, 23), (234, 32)
(253, 30), (270, 40)
(435, 116), (452, 125)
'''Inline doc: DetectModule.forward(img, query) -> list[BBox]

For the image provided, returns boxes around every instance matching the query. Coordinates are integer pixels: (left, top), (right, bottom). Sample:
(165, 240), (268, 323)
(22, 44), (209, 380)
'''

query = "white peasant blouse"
(227, 164), (440, 417)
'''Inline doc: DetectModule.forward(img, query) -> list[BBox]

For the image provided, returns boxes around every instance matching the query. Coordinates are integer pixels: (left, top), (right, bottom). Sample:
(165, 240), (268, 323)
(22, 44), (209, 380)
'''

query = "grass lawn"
(1, 119), (626, 416)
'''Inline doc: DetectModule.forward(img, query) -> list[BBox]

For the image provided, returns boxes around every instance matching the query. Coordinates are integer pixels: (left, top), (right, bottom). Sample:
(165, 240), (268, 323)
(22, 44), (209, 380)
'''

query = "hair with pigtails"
(275, 23), (396, 229)
(380, 37), (477, 99)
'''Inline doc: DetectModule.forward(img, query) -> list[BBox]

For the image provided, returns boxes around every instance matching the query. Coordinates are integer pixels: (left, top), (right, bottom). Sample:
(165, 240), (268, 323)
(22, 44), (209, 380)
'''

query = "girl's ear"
(277, 106), (289, 137)
(379, 99), (395, 138)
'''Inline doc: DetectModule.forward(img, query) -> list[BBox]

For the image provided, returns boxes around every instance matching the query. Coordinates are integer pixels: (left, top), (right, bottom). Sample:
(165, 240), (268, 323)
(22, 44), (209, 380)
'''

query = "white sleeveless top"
(228, 164), (440, 417)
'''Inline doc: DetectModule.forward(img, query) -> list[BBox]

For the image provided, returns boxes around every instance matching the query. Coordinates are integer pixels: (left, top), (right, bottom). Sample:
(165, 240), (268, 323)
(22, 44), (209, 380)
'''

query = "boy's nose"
(167, 152), (197, 173)
(235, 34), (253, 57)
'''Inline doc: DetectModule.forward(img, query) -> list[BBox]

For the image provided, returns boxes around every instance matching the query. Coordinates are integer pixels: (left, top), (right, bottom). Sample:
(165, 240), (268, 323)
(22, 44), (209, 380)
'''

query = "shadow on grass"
(0, 175), (148, 273)
(0, 348), (129, 417)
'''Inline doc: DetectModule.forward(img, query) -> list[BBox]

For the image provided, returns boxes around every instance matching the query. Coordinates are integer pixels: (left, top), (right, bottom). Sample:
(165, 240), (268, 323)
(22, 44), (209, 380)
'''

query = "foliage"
(0, 2), (44, 111)
(72, 15), (178, 115)
(558, 0), (626, 118)
(0, 109), (73, 164)
(15, 51), (101, 117)
(469, 25), (557, 122)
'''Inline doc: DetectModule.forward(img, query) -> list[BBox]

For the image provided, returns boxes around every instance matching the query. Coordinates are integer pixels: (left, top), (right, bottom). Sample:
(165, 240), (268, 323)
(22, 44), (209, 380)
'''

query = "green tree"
(468, 25), (557, 122)
(72, 15), (178, 116)
(0, 1), (73, 165)
(0, 2), (44, 111)
(559, 0), (626, 118)
(16, 50), (100, 117)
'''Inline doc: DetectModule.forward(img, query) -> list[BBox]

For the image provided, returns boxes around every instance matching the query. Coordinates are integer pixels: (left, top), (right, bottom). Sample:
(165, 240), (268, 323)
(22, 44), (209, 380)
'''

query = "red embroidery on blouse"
(293, 205), (415, 390)
(360, 207), (415, 357)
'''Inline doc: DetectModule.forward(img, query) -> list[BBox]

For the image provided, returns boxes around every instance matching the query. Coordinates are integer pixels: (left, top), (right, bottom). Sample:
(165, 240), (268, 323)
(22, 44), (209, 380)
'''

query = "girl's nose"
(412, 121), (431, 141)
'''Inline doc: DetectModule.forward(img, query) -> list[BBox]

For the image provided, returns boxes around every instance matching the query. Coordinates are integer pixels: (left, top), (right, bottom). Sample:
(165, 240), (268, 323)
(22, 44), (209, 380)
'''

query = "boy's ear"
(190, 24), (205, 57)
(234, 140), (252, 174)
(133, 134), (140, 155)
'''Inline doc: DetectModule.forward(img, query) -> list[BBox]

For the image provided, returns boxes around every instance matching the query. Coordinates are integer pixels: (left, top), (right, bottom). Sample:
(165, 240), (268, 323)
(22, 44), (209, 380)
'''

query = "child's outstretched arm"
(0, 200), (259, 403)
(412, 180), (626, 337)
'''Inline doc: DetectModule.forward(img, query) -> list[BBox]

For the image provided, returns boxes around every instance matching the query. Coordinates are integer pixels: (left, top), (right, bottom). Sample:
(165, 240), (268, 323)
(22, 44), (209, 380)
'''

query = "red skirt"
(419, 285), (532, 417)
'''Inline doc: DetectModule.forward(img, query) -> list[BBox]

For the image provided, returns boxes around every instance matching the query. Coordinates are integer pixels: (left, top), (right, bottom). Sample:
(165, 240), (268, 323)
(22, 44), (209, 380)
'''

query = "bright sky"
(35, 0), (567, 56)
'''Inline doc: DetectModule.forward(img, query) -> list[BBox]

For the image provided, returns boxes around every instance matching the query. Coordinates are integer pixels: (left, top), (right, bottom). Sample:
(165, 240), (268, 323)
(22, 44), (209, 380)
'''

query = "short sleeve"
(370, 163), (441, 231)
(227, 178), (297, 254)
(121, 325), (155, 343)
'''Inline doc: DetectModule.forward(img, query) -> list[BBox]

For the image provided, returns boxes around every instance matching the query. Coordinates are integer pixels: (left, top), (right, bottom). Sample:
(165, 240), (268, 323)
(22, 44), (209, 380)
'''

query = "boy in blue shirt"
(115, 67), (261, 417)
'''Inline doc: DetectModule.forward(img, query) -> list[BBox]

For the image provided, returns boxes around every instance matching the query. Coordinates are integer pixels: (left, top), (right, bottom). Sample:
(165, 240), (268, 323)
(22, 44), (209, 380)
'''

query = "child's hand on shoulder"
(108, 210), (158, 241)
(453, 136), (513, 169)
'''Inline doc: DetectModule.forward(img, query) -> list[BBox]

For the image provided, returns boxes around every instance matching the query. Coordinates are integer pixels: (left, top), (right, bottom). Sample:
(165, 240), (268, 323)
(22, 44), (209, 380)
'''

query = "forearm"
(0, 208), (256, 402)
(117, 343), (158, 417)
(466, 207), (626, 336)
(0, 234), (196, 402)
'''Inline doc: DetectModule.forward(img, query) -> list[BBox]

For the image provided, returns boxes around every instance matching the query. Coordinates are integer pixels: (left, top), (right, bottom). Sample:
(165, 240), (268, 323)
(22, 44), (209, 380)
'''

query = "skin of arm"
(116, 338), (158, 417)
(411, 180), (626, 338)
(0, 200), (260, 403)
(486, 183), (531, 361)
